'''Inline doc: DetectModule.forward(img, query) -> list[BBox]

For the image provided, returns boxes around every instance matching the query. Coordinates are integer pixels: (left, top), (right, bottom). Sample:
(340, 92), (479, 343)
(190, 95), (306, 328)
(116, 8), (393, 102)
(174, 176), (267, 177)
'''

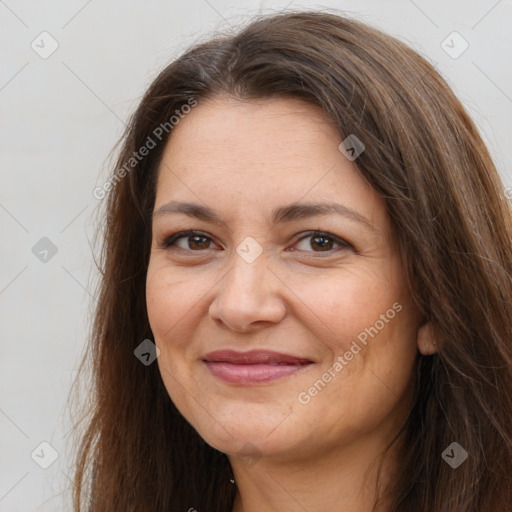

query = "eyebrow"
(153, 201), (378, 233)
(153, 200), (377, 233)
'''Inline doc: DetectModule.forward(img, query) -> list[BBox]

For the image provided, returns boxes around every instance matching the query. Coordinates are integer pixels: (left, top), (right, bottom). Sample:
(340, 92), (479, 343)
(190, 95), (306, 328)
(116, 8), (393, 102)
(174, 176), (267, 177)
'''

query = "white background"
(1, 1), (511, 510)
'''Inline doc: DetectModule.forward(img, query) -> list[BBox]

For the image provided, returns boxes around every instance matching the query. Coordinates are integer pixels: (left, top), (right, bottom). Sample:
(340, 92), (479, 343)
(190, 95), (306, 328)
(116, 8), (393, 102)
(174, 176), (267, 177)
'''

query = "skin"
(146, 96), (436, 511)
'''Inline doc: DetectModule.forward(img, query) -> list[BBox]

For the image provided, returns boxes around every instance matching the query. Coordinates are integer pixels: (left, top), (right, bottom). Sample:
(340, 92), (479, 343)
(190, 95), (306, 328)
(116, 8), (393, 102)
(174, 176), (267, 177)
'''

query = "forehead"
(160, 96), (336, 171)
(154, 96), (388, 232)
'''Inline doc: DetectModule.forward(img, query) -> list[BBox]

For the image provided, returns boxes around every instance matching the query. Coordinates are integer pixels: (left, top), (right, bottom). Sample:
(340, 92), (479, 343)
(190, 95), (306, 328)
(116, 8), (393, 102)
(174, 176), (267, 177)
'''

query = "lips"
(201, 350), (314, 385)
(202, 350), (312, 365)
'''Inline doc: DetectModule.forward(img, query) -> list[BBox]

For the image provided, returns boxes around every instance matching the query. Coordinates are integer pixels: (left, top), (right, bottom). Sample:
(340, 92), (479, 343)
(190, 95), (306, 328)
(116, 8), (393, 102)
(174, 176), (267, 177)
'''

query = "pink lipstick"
(202, 349), (313, 385)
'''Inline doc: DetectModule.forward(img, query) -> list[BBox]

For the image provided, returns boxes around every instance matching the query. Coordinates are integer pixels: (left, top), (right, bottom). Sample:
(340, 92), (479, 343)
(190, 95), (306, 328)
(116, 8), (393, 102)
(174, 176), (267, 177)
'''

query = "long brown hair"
(72, 10), (512, 511)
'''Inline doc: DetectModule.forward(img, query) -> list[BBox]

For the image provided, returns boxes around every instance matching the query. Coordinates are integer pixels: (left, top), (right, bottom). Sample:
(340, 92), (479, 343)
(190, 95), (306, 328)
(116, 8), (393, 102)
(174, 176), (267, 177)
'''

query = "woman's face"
(146, 96), (421, 464)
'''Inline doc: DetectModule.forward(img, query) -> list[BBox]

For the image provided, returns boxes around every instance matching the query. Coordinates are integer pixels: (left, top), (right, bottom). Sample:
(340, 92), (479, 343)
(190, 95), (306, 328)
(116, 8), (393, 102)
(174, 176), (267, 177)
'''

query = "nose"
(208, 249), (287, 333)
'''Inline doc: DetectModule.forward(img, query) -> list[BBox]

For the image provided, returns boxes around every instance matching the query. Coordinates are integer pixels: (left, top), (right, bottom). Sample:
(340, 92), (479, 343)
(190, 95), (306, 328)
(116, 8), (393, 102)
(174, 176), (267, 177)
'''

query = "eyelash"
(159, 230), (354, 256)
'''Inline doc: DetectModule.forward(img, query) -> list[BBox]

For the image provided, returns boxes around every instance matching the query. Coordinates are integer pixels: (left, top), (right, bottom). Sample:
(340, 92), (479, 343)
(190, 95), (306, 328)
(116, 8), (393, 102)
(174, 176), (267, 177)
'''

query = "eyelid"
(292, 231), (354, 252)
(159, 230), (217, 250)
(159, 230), (355, 254)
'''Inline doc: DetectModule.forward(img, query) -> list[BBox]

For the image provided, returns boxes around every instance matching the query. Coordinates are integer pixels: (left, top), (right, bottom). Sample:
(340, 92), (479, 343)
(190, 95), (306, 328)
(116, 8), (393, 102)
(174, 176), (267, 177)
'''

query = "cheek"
(146, 273), (177, 337)
(294, 268), (403, 351)
(145, 262), (207, 340)
(297, 267), (417, 398)
(296, 304), (417, 447)
(145, 264), (203, 417)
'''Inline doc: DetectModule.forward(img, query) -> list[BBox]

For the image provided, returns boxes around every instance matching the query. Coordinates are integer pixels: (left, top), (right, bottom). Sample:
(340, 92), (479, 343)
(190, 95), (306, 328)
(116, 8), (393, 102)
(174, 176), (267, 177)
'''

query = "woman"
(73, 10), (512, 511)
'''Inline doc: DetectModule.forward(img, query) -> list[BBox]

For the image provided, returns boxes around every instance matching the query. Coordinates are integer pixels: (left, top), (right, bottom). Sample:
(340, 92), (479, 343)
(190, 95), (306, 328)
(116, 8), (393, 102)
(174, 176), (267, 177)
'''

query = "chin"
(184, 400), (298, 457)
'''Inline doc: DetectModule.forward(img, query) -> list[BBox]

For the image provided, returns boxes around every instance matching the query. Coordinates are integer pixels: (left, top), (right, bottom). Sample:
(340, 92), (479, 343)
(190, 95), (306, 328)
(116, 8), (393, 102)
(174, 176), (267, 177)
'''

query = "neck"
(229, 429), (403, 512)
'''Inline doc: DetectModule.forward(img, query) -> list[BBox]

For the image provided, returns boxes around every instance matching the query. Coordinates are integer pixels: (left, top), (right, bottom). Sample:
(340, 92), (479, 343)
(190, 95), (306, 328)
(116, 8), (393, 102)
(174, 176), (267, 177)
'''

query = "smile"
(201, 350), (314, 385)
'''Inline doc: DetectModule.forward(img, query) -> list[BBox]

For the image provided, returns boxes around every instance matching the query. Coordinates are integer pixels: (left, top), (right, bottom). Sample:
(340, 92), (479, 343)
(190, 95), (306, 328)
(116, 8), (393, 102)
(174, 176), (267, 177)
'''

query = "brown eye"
(161, 231), (215, 251)
(310, 235), (334, 251)
(293, 231), (353, 254)
(161, 230), (353, 256)
(184, 235), (211, 250)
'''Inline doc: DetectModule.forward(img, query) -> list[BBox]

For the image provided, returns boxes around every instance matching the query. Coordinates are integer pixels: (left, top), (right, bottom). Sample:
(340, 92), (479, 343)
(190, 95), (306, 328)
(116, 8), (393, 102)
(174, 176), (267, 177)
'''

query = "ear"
(417, 322), (439, 355)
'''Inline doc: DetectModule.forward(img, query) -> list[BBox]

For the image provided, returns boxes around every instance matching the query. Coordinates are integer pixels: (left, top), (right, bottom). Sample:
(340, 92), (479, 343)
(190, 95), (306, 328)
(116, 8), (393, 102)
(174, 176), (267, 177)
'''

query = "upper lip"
(202, 350), (313, 365)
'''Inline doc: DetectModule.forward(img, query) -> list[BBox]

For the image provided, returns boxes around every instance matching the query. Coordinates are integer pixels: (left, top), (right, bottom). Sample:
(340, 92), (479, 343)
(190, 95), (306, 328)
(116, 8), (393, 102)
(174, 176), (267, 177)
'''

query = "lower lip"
(203, 361), (312, 384)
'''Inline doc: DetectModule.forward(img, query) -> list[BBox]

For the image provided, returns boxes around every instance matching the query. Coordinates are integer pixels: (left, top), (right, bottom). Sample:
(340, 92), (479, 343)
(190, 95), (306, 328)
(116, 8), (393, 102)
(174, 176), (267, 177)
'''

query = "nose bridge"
(222, 242), (270, 302)
(209, 240), (287, 331)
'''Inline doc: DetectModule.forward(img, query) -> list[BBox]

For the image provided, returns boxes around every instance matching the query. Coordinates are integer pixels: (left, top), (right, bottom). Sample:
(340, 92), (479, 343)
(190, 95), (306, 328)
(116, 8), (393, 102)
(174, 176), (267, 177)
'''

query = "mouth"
(201, 349), (314, 385)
